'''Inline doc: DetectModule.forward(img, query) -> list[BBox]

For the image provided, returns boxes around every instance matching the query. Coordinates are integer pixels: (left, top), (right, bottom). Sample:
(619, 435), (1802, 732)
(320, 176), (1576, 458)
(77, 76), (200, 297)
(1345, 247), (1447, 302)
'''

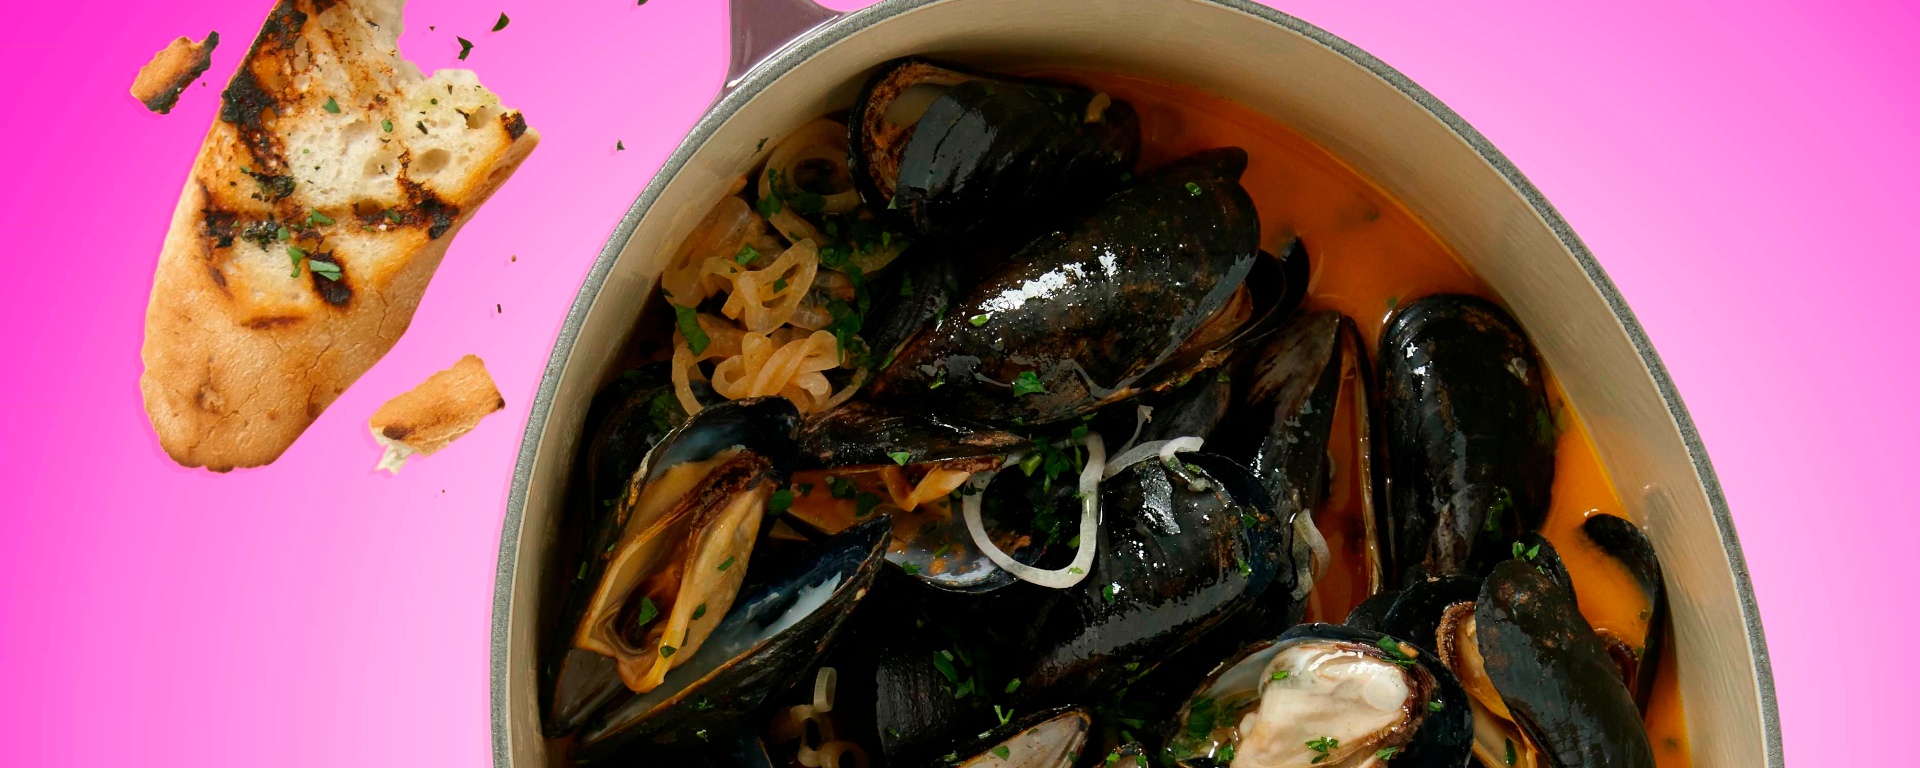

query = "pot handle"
(726, 0), (840, 90)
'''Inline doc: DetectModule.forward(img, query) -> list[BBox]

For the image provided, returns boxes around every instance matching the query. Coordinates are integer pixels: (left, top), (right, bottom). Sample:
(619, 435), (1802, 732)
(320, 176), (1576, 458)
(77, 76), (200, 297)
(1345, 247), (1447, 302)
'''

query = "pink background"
(0, 0), (1911, 764)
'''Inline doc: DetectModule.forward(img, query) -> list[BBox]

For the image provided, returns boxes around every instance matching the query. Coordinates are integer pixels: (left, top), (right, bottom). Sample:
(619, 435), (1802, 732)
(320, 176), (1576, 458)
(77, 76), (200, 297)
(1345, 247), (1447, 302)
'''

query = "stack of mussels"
(538, 58), (1669, 768)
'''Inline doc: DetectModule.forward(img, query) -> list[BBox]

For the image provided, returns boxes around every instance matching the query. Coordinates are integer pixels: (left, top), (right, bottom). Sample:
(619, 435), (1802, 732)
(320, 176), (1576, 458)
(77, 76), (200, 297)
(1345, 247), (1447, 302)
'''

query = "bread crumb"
(131, 32), (219, 114)
(369, 355), (505, 473)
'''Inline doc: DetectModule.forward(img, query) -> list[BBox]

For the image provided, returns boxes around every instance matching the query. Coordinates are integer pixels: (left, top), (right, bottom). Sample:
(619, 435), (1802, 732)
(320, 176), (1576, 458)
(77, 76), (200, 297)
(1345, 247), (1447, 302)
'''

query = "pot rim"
(488, 2), (1782, 765)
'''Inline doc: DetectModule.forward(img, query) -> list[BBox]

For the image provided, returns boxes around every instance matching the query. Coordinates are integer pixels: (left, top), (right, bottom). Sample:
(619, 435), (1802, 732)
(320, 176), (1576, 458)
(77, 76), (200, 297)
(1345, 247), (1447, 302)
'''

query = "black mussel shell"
(871, 149), (1263, 427)
(997, 452), (1286, 709)
(863, 246), (963, 374)
(1476, 560), (1656, 768)
(850, 57), (1140, 240)
(1344, 588), (1401, 631)
(548, 396), (802, 734)
(797, 399), (1024, 470)
(1166, 623), (1473, 768)
(1580, 513), (1667, 711)
(1376, 575), (1483, 655)
(650, 728), (779, 768)
(1518, 531), (1576, 601)
(1216, 309), (1384, 601)
(573, 518), (892, 762)
(1380, 294), (1554, 587)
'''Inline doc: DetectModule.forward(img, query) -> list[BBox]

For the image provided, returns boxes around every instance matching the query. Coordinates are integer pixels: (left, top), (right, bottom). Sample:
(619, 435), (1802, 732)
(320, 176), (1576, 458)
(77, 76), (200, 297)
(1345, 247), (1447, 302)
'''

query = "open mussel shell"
(1471, 560), (1655, 768)
(945, 707), (1091, 768)
(871, 148), (1264, 427)
(850, 57), (1141, 240)
(1580, 513), (1667, 711)
(1166, 623), (1473, 768)
(797, 400), (1025, 469)
(1375, 575), (1483, 656)
(1379, 294), (1555, 587)
(573, 517), (892, 762)
(993, 452), (1288, 708)
(548, 396), (802, 734)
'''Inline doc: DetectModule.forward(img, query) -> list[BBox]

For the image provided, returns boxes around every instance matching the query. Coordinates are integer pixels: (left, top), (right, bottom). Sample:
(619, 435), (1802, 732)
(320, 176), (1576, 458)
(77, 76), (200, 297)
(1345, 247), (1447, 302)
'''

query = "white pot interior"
(494, 1), (1773, 765)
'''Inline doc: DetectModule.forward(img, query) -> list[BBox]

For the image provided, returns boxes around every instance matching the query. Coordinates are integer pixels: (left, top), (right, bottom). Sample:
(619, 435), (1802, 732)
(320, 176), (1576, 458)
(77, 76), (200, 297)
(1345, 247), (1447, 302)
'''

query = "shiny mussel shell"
(871, 148), (1264, 427)
(1379, 294), (1554, 586)
(1580, 513), (1667, 711)
(548, 397), (800, 735)
(999, 452), (1287, 708)
(1166, 623), (1473, 768)
(574, 518), (892, 761)
(850, 57), (1141, 240)
(1472, 560), (1655, 768)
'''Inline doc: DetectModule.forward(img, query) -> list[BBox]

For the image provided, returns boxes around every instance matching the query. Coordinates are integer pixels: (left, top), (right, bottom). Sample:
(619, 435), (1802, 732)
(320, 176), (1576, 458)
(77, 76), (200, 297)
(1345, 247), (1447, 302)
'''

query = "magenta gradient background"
(0, 0), (1912, 764)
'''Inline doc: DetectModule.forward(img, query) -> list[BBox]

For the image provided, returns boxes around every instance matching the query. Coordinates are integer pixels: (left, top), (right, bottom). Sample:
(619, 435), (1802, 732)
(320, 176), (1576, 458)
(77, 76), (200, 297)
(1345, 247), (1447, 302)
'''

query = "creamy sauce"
(1035, 70), (1692, 767)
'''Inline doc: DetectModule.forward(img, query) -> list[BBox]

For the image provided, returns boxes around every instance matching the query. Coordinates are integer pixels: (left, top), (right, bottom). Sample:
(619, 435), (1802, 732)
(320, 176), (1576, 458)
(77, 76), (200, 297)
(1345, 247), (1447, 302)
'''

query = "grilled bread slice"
(369, 354), (505, 473)
(140, 0), (537, 470)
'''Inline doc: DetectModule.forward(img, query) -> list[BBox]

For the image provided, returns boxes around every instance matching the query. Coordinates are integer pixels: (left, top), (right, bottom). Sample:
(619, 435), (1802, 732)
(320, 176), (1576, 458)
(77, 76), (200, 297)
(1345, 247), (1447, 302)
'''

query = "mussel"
(574, 517), (892, 761)
(998, 451), (1294, 708)
(548, 398), (800, 735)
(946, 708), (1091, 768)
(1164, 624), (1474, 767)
(1439, 560), (1656, 768)
(1579, 513), (1667, 711)
(1379, 294), (1555, 586)
(1217, 309), (1380, 607)
(872, 149), (1280, 427)
(850, 58), (1141, 240)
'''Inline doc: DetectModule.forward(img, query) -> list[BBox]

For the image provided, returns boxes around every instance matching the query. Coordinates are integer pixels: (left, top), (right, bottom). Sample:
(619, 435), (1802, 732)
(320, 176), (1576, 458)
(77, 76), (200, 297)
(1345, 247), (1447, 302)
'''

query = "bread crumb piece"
(369, 355), (505, 473)
(131, 32), (219, 114)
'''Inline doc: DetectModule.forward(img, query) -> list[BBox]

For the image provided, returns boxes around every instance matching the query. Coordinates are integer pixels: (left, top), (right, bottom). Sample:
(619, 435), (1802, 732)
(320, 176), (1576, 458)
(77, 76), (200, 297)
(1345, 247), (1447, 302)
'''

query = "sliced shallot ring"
(962, 433), (1106, 589)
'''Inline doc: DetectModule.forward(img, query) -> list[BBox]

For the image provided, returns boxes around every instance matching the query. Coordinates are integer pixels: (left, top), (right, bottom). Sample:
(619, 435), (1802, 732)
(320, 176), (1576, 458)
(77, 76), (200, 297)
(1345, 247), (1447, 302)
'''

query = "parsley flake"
(768, 489), (794, 514)
(457, 37), (474, 60)
(717, 556), (735, 572)
(1185, 181), (1202, 196)
(322, 97), (340, 114)
(659, 644), (677, 658)
(968, 314), (990, 326)
(673, 305), (710, 355)
(492, 12), (510, 31)
(1011, 370), (1046, 397)
(889, 451), (912, 466)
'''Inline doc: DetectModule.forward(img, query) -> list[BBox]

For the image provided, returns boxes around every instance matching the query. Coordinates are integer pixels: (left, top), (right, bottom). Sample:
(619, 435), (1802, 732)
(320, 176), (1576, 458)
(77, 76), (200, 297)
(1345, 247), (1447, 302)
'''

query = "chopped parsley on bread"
(139, 0), (536, 470)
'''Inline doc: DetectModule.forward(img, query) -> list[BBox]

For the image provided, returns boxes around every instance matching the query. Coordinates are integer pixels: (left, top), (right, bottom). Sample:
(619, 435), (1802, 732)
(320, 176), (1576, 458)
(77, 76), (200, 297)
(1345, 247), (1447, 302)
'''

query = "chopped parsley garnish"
(772, 278), (787, 293)
(1428, 700), (1445, 712)
(691, 603), (707, 620)
(416, 120), (428, 135)
(659, 644), (677, 658)
(1306, 736), (1338, 763)
(826, 476), (858, 499)
(1377, 746), (1400, 760)
(322, 97), (340, 114)
(457, 37), (475, 60)
(1505, 738), (1517, 765)
(1512, 541), (1541, 560)
(1219, 743), (1236, 763)
(1185, 697), (1217, 739)
(308, 258), (343, 281)
(854, 492), (882, 518)
(968, 314), (990, 326)
(492, 12), (511, 31)
(1004, 678), (1022, 693)
(901, 562), (921, 575)
(384, 208), (403, 223)
(285, 245), (309, 277)
(797, 483), (815, 497)
(991, 746), (1011, 760)
(1102, 583), (1116, 603)
(717, 556), (735, 572)
(899, 275), (915, 297)
(734, 244), (760, 265)
(931, 650), (958, 683)
(889, 451), (912, 466)
(1011, 370), (1046, 397)
(306, 210), (334, 226)
(768, 489), (794, 514)
(1272, 669), (1290, 681)
(616, 140), (625, 151)
(928, 369), (946, 389)
(1377, 636), (1418, 666)
(1236, 557), (1251, 576)
(755, 137), (767, 152)
(1185, 181), (1202, 196)
(994, 705), (1013, 726)
(757, 170), (785, 217)
(673, 304), (710, 355)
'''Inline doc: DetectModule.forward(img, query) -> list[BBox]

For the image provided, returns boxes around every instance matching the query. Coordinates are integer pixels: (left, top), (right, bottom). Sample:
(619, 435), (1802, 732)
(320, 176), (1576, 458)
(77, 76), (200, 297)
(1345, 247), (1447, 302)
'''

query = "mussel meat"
(549, 398), (800, 734)
(574, 517), (892, 760)
(1164, 623), (1473, 767)
(850, 58), (1141, 240)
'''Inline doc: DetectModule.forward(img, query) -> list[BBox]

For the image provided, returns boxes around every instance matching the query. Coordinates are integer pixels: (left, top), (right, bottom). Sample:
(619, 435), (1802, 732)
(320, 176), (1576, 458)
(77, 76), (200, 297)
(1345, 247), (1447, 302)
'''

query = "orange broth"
(1037, 70), (1694, 766)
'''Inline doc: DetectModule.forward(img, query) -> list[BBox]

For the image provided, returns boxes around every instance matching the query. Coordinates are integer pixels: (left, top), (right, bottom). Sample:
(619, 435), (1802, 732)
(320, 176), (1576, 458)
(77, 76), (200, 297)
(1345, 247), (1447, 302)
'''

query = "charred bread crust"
(132, 32), (220, 114)
(138, 0), (537, 470)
